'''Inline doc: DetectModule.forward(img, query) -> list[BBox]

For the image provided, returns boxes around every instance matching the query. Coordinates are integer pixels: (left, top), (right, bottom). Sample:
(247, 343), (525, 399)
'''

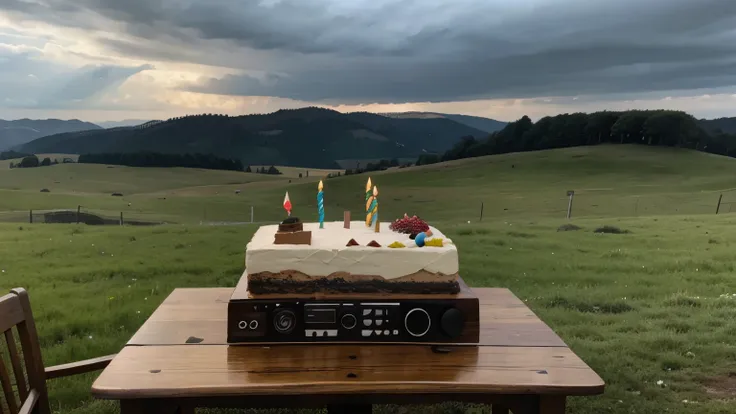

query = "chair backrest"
(0, 288), (50, 414)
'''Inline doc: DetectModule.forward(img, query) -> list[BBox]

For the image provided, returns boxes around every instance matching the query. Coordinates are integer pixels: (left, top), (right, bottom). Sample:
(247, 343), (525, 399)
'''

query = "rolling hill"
(0, 118), (101, 150)
(19, 108), (488, 168)
(698, 117), (736, 135)
(3, 144), (735, 225)
(5, 144), (736, 414)
(380, 112), (507, 133)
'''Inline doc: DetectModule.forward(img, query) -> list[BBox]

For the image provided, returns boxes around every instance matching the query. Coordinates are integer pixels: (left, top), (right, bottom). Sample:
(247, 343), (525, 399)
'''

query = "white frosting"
(245, 221), (458, 280)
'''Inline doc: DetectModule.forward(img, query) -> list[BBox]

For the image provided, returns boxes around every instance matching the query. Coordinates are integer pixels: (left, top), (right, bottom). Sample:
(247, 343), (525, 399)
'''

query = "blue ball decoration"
(415, 232), (426, 247)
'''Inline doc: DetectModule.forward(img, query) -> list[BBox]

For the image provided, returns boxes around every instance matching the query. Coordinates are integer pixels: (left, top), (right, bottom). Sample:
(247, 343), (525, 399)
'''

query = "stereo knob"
(404, 308), (431, 337)
(273, 309), (296, 334)
(440, 308), (465, 338)
(341, 313), (357, 329)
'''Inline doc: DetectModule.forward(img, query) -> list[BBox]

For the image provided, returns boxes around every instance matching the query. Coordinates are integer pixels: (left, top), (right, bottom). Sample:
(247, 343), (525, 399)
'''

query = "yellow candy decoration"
(424, 238), (444, 247)
(388, 241), (406, 248)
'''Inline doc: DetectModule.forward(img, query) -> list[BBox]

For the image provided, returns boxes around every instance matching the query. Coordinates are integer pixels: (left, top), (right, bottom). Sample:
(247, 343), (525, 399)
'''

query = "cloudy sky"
(2, 0), (736, 123)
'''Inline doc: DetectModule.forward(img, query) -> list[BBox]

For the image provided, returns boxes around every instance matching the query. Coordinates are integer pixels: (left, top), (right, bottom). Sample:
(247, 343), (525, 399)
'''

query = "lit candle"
(283, 191), (292, 217)
(365, 177), (373, 227)
(370, 186), (379, 232)
(317, 180), (325, 229)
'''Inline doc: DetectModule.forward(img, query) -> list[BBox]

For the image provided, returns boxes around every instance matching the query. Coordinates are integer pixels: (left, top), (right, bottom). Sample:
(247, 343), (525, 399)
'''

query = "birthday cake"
(245, 216), (460, 294)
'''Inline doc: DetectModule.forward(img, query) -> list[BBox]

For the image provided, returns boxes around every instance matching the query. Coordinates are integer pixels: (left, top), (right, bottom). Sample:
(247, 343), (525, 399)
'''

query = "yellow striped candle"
(371, 185), (379, 232)
(365, 177), (373, 226)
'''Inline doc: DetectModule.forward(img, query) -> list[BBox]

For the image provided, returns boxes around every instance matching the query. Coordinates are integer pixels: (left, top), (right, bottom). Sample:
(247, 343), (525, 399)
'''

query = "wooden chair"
(1, 288), (116, 414)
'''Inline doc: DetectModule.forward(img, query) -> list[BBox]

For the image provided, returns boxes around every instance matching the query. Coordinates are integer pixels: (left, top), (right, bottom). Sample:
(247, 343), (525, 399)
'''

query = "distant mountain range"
(17, 108), (505, 168)
(698, 117), (736, 135)
(96, 119), (154, 129)
(0, 119), (101, 150)
(380, 112), (507, 134)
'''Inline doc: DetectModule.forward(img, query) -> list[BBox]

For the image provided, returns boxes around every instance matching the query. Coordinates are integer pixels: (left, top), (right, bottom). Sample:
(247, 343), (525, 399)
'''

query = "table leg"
(327, 404), (372, 414)
(492, 405), (509, 414)
(538, 396), (566, 414)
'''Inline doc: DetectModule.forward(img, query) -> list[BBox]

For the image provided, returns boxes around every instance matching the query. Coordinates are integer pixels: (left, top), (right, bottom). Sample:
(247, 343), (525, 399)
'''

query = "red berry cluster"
(389, 214), (430, 234)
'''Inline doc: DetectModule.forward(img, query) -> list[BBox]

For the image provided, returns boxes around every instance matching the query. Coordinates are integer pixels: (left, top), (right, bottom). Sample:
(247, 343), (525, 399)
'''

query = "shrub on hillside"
(557, 224), (582, 232)
(416, 154), (440, 166)
(19, 155), (39, 168)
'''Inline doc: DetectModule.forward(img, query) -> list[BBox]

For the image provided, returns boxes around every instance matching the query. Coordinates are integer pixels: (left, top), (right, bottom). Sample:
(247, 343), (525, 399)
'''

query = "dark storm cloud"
(0, 42), (153, 109)
(3, 0), (736, 103)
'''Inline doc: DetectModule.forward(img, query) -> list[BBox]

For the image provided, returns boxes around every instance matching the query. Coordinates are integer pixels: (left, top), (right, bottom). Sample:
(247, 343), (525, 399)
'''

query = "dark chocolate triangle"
(346, 238), (360, 247)
(367, 240), (381, 248)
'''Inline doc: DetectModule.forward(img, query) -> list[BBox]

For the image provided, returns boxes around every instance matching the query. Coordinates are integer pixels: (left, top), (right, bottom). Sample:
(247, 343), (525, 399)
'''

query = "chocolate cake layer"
(247, 270), (461, 295)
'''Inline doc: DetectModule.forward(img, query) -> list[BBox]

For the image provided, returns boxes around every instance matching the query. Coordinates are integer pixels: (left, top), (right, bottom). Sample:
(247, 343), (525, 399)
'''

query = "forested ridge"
(19, 108), (494, 168)
(418, 110), (736, 165)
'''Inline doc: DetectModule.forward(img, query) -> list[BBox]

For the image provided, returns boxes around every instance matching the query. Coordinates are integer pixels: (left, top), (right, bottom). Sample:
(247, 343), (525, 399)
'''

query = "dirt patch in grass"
(704, 373), (736, 397)
(594, 225), (630, 234)
(557, 223), (582, 232)
(507, 231), (535, 238)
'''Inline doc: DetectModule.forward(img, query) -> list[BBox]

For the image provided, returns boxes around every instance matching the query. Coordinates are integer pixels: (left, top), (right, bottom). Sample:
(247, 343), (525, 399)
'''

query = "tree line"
(8, 155), (64, 168)
(78, 152), (245, 172)
(246, 165), (283, 175)
(418, 110), (736, 164)
(1, 151), (31, 161)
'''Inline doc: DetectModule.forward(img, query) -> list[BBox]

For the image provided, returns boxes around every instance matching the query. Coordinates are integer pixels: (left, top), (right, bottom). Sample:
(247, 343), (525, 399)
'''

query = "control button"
(375, 330), (382, 336)
(341, 313), (357, 330)
(323, 330), (328, 337)
(326, 329), (338, 337)
(238, 320), (248, 330)
(363, 319), (372, 327)
(383, 330), (390, 335)
(312, 330), (318, 337)
(248, 320), (259, 330)
(273, 309), (296, 334)
(362, 330), (372, 337)
(393, 329), (399, 335)
(375, 309), (383, 316)
(363, 309), (372, 316)
(405, 308), (431, 337)
(376, 320), (383, 326)
(440, 308), (465, 339)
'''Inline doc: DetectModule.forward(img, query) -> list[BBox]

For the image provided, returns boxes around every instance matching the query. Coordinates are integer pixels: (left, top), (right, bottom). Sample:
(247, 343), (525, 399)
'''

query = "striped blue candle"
(318, 180), (324, 229)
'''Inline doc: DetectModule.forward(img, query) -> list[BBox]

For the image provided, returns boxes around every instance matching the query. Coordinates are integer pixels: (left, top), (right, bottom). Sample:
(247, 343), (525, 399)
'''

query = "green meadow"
(2, 145), (736, 413)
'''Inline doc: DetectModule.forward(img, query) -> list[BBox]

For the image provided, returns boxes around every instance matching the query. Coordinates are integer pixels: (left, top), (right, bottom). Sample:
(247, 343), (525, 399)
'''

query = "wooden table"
(91, 288), (604, 413)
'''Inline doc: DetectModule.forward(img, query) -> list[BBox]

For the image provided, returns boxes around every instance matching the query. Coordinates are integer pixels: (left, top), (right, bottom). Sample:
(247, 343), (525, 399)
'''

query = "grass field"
(3, 145), (736, 225)
(2, 216), (736, 413)
(2, 144), (736, 413)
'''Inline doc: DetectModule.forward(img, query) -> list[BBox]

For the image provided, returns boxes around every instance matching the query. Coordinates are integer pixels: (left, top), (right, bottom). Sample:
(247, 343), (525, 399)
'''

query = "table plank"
(92, 344), (604, 399)
(128, 288), (566, 347)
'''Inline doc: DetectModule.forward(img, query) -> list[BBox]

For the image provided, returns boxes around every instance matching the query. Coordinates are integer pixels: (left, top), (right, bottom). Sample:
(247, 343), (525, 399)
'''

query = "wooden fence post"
(29, 209), (33, 224)
(716, 194), (723, 215)
(634, 197), (640, 216)
(479, 202), (484, 222)
(566, 190), (575, 219)
(120, 212), (123, 226)
(250, 206), (254, 223)
(76, 205), (81, 224)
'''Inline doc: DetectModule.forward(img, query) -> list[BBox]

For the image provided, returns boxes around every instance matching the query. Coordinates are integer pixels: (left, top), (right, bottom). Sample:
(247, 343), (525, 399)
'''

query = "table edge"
(91, 382), (605, 400)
